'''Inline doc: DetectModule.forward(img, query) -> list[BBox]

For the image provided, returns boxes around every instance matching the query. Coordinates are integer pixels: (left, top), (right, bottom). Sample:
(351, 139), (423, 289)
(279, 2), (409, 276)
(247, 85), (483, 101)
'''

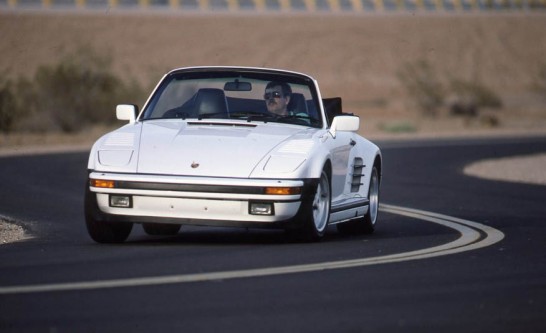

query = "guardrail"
(2, 0), (545, 11)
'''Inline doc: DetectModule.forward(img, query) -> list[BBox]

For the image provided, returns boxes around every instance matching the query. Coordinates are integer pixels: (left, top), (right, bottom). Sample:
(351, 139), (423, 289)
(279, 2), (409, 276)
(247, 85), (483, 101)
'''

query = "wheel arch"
(301, 144), (333, 180)
(323, 158), (332, 179)
(373, 153), (382, 185)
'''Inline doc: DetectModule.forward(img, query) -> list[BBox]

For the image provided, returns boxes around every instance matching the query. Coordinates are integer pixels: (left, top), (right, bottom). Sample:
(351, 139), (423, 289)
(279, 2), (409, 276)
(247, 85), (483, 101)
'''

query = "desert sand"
(1, 11), (546, 137)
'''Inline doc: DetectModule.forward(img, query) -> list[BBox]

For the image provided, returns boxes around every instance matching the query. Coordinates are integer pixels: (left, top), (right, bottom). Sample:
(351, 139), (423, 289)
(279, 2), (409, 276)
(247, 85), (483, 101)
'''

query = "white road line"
(0, 204), (504, 295)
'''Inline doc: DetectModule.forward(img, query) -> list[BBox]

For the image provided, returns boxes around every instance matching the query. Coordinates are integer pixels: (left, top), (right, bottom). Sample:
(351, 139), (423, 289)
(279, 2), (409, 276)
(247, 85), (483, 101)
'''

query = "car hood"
(136, 120), (310, 178)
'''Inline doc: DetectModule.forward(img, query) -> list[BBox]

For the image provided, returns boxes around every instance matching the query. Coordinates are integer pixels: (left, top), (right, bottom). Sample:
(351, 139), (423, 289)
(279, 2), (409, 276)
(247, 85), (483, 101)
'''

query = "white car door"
(329, 130), (354, 204)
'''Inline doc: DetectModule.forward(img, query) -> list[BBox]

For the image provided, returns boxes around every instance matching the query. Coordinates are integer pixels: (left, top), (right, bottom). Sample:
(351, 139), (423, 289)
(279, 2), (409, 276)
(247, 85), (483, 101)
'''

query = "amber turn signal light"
(264, 187), (301, 195)
(90, 179), (115, 188)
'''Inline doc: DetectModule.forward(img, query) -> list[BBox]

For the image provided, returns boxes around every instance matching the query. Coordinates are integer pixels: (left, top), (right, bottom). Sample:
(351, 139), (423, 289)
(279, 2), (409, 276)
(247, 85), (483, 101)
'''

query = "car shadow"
(120, 211), (458, 246)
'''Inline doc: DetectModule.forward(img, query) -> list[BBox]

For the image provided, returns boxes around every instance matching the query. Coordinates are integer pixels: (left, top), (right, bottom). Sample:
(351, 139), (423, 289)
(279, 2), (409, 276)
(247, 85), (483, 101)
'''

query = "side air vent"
(350, 158), (365, 192)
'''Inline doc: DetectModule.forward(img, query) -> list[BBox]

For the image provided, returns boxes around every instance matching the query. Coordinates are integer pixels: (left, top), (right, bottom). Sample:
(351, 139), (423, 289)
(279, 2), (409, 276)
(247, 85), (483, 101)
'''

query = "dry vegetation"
(1, 11), (546, 143)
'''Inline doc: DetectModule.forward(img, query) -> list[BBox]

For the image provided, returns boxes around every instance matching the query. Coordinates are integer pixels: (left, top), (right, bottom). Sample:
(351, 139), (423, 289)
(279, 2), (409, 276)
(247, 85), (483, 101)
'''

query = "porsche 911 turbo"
(85, 66), (381, 243)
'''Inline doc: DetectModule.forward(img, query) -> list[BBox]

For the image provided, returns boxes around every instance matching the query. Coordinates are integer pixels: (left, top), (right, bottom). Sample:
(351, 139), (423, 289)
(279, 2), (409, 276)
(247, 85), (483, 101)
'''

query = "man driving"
(264, 81), (291, 116)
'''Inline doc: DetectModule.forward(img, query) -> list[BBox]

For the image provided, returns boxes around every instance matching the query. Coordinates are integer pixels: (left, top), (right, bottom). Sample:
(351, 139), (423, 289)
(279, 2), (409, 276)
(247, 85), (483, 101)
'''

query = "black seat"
(288, 93), (308, 115)
(194, 88), (229, 117)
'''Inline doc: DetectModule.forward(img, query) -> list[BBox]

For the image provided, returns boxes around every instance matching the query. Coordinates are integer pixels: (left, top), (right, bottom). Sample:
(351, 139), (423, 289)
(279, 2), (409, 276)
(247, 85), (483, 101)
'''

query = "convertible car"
(85, 67), (382, 243)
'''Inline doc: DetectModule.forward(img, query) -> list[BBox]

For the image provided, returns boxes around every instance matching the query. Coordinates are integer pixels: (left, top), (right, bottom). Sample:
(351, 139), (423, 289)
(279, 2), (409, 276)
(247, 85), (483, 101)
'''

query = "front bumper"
(88, 172), (318, 228)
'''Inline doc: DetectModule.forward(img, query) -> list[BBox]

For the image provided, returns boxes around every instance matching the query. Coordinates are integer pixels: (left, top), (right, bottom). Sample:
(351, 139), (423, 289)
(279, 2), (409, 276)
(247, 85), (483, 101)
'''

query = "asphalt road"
(0, 136), (545, 332)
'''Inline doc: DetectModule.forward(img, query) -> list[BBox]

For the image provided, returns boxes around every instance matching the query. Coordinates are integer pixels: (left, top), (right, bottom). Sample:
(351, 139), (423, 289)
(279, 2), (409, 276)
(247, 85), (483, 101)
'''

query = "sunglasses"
(264, 91), (283, 100)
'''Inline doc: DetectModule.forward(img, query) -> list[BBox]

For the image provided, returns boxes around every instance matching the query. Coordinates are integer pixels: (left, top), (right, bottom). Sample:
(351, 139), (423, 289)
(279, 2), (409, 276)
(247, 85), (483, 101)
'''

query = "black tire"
(142, 223), (181, 236)
(84, 183), (133, 244)
(337, 166), (380, 235)
(296, 168), (331, 242)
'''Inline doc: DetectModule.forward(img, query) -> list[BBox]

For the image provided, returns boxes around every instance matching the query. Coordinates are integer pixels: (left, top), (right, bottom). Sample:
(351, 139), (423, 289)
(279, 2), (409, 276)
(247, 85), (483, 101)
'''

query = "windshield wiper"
(247, 114), (279, 123)
(276, 114), (321, 126)
(218, 111), (318, 126)
(197, 112), (229, 120)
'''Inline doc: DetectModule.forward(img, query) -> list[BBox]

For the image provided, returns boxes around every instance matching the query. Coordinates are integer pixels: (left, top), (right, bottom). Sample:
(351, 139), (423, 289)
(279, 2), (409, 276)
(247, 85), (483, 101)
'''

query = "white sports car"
(85, 67), (382, 243)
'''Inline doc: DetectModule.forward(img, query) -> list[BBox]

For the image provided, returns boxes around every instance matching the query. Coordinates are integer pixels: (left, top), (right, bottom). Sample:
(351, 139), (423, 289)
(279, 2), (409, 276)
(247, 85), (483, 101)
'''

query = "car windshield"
(141, 71), (323, 128)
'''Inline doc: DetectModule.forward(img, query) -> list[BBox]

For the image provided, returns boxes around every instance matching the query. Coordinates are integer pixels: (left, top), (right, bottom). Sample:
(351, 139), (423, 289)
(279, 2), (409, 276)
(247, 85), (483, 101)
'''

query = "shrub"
(532, 63), (546, 97)
(447, 79), (502, 126)
(397, 60), (445, 116)
(379, 121), (417, 133)
(449, 79), (502, 109)
(0, 76), (18, 133)
(2, 48), (145, 133)
(398, 60), (502, 124)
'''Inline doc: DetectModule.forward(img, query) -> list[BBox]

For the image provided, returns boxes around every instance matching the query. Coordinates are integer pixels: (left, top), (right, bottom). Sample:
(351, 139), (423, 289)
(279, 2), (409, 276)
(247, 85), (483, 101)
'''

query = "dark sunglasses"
(264, 91), (283, 100)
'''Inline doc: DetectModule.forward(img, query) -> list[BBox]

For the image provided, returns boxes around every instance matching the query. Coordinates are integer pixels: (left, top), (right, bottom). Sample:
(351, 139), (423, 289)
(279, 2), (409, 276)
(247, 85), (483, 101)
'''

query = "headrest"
(288, 93), (308, 114)
(194, 88), (228, 116)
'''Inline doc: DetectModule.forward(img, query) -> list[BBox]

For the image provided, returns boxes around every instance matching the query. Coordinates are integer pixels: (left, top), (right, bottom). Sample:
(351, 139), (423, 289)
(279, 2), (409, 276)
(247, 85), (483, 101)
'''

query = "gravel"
(0, 217), (29, 245)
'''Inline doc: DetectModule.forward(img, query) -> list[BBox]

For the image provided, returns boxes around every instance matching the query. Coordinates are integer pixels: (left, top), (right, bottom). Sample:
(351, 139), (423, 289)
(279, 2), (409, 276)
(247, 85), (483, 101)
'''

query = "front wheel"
(363, 166), (380, 232)
(296, 168), (331, 242)
(84, 184), (133, 244)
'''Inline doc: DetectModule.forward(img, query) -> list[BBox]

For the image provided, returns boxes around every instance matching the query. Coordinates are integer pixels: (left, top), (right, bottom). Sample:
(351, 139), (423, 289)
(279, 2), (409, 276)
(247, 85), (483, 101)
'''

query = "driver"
(264, 81), (291, 116)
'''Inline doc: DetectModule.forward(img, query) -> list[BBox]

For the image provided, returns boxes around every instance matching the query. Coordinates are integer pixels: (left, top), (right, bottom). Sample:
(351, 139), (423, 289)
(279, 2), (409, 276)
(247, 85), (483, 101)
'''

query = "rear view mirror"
(116, 104), (138, 124)
(224, 80), (252, 91)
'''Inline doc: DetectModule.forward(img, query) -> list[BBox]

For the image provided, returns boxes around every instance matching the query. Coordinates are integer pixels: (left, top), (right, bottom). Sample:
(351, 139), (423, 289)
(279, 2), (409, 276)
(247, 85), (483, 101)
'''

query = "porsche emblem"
(191, 161), (200, 169)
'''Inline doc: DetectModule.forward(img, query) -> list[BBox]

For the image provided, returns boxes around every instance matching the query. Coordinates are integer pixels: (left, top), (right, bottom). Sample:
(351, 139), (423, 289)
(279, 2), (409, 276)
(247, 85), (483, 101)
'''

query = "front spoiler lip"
(91, 214), (303, 229)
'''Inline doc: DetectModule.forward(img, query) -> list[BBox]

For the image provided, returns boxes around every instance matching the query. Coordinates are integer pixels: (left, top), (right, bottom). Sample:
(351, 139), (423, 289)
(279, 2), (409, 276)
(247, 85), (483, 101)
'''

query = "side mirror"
(329, 115), (359, 138)
(116, 104), (138, 124)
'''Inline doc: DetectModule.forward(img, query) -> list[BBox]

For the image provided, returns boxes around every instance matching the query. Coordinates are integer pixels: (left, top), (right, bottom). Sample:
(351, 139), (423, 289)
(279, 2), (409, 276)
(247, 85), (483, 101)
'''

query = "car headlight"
(264, 155), (306, 173)
(98, 150), (133, 167)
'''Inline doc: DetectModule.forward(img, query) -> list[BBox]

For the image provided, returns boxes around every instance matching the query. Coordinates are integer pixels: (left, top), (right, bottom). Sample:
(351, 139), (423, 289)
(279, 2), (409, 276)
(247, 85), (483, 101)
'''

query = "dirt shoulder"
(464, 153), (546, 185)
